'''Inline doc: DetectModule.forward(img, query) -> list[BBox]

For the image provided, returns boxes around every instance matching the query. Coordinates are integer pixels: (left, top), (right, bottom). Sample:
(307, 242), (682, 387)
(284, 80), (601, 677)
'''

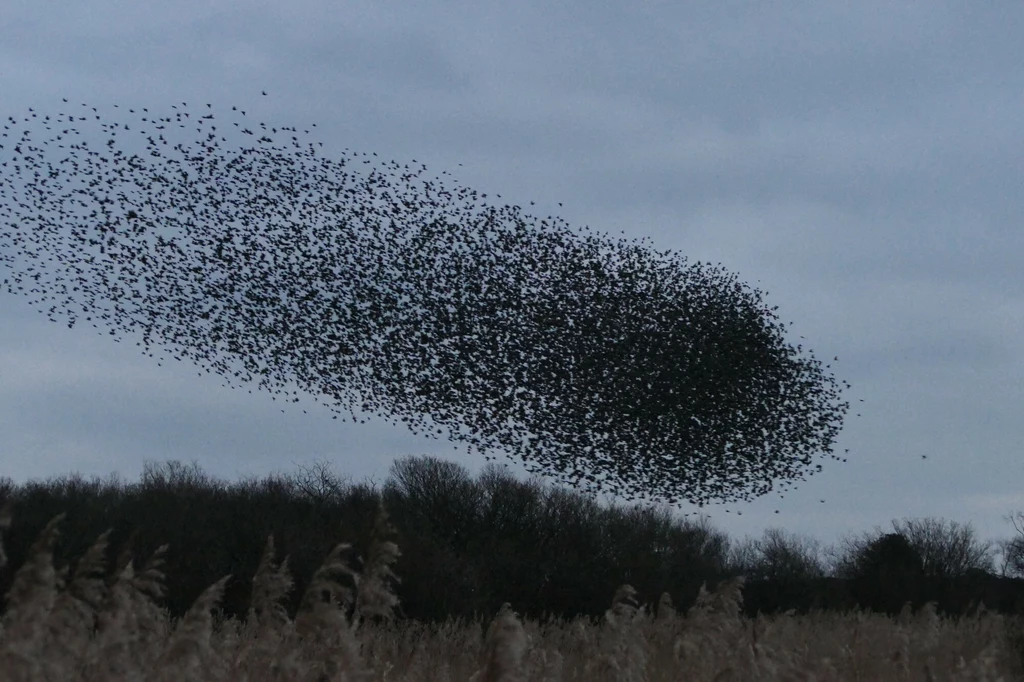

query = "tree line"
(2, 456), (1022, 625)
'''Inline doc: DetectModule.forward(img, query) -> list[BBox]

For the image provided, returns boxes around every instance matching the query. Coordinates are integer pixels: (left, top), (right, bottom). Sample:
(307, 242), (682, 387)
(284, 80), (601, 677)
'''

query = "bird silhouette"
(0, 98), (853, 508)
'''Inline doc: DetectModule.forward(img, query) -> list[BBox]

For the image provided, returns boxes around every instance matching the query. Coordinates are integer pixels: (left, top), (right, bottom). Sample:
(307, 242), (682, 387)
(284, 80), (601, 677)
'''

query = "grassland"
(0, 501), (1020, 681)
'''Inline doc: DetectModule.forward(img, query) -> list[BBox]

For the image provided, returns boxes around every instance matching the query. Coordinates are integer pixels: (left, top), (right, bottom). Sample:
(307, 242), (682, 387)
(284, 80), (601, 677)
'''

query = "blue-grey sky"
(2, 1), (1023, 558)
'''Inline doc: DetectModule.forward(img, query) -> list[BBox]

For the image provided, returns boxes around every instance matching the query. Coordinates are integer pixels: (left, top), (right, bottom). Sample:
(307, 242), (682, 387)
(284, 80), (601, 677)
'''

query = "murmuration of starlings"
(0, 99), (852, 507)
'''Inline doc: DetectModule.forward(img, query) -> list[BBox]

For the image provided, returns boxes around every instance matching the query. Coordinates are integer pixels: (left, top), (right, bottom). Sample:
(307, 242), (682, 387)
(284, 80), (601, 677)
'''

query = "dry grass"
(1, 499), (1021, 681)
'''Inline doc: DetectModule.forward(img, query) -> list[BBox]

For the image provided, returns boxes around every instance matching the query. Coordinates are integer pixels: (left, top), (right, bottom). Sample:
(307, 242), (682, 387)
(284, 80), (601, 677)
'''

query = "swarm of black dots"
(0, 99), (852, 507)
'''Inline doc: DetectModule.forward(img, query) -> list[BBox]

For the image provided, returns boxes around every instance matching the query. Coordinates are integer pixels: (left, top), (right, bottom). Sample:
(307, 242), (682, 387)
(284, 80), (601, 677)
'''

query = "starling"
(0, 99), (852, 507)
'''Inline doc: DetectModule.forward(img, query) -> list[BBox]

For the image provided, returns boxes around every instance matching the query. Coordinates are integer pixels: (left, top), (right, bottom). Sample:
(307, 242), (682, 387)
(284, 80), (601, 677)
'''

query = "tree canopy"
(0, 99), (851, 506)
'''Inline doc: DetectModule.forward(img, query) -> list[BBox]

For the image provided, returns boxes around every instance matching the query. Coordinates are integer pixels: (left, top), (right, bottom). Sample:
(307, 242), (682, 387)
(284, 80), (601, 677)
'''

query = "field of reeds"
(1, 501), (1021, 682)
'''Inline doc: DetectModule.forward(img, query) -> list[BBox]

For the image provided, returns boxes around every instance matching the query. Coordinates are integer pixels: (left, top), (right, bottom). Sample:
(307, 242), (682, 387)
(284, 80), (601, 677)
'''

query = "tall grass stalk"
(0, 502), (1020, 680)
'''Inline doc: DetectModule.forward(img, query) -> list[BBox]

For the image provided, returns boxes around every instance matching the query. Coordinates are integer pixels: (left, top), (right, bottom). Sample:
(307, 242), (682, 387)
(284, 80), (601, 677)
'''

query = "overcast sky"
(2, 1), (1022, 558)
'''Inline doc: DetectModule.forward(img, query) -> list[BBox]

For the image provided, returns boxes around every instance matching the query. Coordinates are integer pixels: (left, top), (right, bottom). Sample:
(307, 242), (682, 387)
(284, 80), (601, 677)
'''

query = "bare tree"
(725, 535), (760, 577)
(890, 517), (995, 579)
(827, 518), (996, 581)
(734, 528), (826, 582)
(287, 458), (352, 506)
(998, 511), (1024, 577)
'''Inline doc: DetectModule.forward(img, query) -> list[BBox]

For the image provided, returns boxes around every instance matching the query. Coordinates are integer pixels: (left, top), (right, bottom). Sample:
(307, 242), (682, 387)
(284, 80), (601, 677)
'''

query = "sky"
(1, 1), (1023, 561)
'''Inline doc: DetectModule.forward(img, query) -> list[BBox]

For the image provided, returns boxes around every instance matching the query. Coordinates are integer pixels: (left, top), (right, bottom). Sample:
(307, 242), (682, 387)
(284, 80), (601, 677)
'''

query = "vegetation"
(1, 472), (1023, 680)
(1, 457), (1018, 625)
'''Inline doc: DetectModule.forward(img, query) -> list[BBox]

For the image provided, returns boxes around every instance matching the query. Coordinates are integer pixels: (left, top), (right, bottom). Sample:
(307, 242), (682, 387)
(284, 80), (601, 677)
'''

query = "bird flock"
(0, 99), (851, 507)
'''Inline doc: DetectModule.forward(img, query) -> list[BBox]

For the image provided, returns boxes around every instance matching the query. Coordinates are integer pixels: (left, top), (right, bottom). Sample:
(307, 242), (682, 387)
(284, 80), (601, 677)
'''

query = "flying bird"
(0, 99), (852, 508)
